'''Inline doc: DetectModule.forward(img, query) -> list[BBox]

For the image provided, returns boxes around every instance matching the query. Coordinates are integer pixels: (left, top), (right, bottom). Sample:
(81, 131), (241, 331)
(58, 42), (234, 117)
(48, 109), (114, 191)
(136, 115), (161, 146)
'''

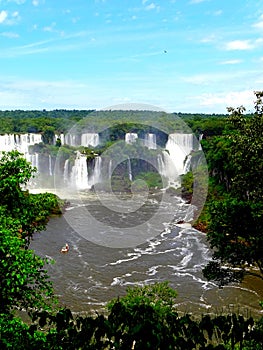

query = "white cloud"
(252, 14), (263, 29)
(225, 40), (254, 50)
(220, 59), (242, 65)
(144, 2), (160, 11)
(253, 21), (263, 29)
(198, 91), (254, 110)
(32, 0), (39, 6)
(0, 10), (8, 24)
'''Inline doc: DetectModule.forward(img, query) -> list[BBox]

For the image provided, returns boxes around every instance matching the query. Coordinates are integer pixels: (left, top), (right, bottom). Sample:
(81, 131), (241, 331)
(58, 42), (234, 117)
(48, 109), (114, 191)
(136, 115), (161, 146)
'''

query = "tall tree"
(203, 91), (263, 285)
(0, 151), (57, 314)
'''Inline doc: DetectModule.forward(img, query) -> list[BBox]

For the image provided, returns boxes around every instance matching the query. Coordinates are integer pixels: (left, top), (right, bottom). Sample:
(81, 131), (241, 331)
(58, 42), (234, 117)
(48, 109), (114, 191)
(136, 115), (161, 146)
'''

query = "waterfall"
(81, 133), (100, 147)
(125, 133), (138, 144)
(158, 151), (180, 187)
(157, 154), (166, 176)
(48, 155), (52, 176)
(71, 152), (89, 190)
(0, 132), (195, 191)
(63, 159), (70, 183)
(0, 133), (42, 156)
(165, 133), (193, 176)
(26, 153), (39, 169)
(64, 133), (78, 147)
(198, 134), (203, 150)
(108, 159), (112, 179)
(144, 133), (156, 149)
(127, 157), (132, 181)
(183, 154), (192, 173)
(0, 134), (16, 152)
(90, 156), (102, 186)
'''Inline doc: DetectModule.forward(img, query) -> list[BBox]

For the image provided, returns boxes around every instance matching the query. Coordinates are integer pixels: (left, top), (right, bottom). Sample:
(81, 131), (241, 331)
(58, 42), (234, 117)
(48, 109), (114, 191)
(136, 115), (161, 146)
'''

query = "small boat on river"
(61, 243), (69, 253)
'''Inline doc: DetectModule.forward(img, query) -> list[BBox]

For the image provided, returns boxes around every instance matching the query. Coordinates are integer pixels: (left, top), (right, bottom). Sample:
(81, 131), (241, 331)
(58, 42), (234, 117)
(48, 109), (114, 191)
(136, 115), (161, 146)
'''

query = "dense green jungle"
(0, 92), (263, 349)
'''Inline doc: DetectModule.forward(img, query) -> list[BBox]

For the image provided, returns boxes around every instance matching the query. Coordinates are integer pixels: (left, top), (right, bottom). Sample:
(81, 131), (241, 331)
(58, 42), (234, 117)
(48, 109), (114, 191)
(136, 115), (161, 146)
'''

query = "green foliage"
(0, 151), (62, 241)
(107, 281), (177, 313)
(0, 226), (55, 314)
(42, 126), (55, 145)
(201, 91), (263, 285)
(134, 171), (163, 189)
(0, 151), (61, 315)
(1, 282), (263, 349)
(0, 150), (35, 211)
(0, 109), (94, 134)
(204, 199), (263, 285)
(180, 171), (194, 202)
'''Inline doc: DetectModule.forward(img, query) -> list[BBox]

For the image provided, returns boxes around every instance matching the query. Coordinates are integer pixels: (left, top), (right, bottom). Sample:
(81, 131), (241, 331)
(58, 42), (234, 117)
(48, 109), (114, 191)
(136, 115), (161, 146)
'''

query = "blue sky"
(0, 0), (263, 113)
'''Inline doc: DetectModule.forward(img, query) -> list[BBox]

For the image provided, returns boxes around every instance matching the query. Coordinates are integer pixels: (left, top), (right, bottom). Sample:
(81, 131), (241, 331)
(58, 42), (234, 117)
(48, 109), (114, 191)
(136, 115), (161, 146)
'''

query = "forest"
(0, 91), (263, 349)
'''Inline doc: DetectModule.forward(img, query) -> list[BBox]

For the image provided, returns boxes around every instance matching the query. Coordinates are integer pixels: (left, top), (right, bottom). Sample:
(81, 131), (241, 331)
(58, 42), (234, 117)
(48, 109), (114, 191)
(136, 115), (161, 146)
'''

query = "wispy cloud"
(0, 31), (90, 57)
(182, 72), (232, 85)
(7, 0), (26, 4)
(252, 14), (263, 29)
(198, 90), (254, 110)
(200, 34), (217, 43)
(144, 2), (160, 11)
(43, 22), (57, 32)
(220, 59), (242, 65)
(189, 0), (207, 4)
(0, 31), (19, 38)
(213, 10), (222, 16)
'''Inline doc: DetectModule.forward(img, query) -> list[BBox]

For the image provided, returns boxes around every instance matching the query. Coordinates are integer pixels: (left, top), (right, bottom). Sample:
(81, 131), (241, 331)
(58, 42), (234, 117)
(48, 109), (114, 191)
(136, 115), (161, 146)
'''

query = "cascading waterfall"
(71, 152), (89, 190)
(0, 132), (195, 191)
(49, 155), (53, 176)
(165, 133), (194, 176)
(90, 156), (102, 186)
(144, 133), (157, 149)
(63, 159), (70, 183)
(157, 154), (166, 177)
(183, 154), (192, 173)
(108, 159), (112, 179)
(198, 134), (203, 150)
(127, 157), (133, 181)
(125, 133), (138, 144)
(81, 133), (100, 147)
(158, 151), (180, 188)
(0, 133), (42, 155)
(64, 133), (78, 147)
(27, 153), (39, 169)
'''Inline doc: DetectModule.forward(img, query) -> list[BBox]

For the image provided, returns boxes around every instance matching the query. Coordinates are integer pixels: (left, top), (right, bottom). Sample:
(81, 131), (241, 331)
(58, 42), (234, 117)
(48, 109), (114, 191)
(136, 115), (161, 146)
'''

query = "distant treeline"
(0, 109), (233, 135)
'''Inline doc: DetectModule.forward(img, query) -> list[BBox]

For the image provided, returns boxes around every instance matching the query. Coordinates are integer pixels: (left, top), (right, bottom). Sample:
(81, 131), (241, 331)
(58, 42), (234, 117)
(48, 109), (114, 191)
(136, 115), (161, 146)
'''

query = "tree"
(42, 126), (55, 145)
(203, 91), (263, 285)
(0, 151), (62, 242)
(0, 151), (59, 314)
(0, 222), (55, 314)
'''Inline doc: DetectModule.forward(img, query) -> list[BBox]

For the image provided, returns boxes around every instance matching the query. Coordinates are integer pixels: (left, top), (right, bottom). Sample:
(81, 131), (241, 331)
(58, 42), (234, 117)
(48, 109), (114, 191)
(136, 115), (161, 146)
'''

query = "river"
(30, 190), (263, 318)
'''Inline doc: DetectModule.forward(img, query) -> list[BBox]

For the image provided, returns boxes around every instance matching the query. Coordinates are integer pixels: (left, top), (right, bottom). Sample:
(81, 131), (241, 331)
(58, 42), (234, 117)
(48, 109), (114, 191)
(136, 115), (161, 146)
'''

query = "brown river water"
(30, 190), (263, 318)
